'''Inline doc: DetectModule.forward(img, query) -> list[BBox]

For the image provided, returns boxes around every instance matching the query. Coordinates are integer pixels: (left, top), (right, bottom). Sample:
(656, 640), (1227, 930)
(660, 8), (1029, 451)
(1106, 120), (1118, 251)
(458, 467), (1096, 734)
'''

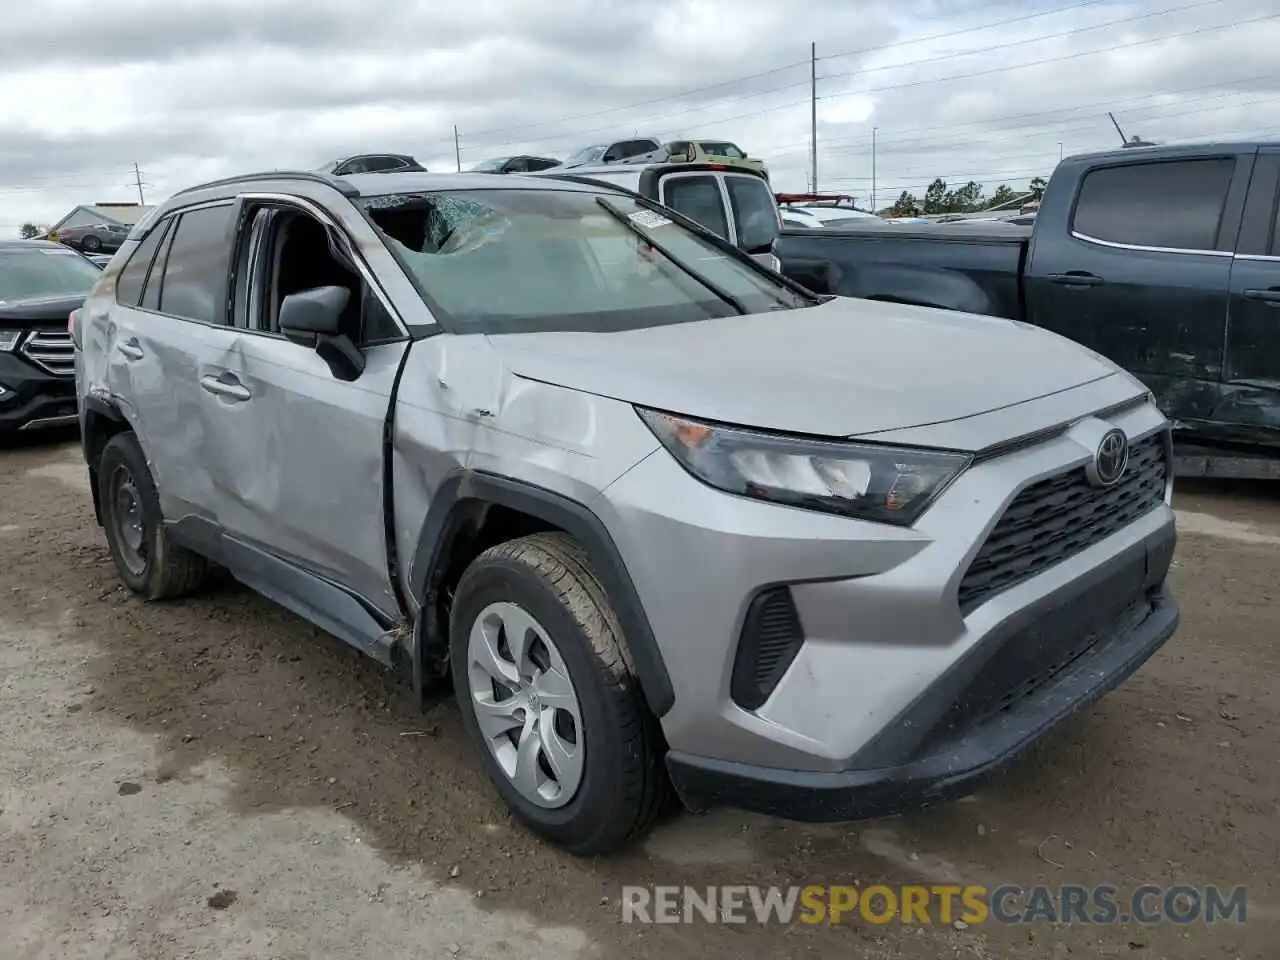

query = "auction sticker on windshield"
(629, 210), (672, 229)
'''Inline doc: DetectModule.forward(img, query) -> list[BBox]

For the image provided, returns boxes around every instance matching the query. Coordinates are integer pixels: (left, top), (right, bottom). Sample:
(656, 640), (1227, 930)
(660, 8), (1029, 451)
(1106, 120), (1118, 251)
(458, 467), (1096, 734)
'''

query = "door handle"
(116, 338), (144, 360)
(199, 374), (252, 402)
(1047, 272), (1104, 288)
(1243, 288), (1280, 305)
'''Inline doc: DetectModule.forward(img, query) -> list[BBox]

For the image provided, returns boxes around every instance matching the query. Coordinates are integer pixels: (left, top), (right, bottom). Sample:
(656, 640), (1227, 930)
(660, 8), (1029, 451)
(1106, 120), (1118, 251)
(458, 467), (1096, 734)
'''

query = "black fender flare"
(408, 471), (675, 718)
(81, 395), (128, 525)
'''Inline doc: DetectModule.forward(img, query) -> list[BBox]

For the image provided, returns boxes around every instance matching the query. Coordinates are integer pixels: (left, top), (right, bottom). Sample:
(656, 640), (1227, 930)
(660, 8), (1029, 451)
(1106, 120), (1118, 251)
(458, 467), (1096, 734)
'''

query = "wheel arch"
(408, 471), (675, 719)
(81, 396), (130, 527)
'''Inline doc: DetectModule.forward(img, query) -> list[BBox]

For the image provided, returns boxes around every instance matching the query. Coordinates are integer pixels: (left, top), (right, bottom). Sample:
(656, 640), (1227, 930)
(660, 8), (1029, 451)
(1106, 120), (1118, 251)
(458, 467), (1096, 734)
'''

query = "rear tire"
(97, 432), (207, 600)
(450, 532), (667, 855)
(81, 235), (102, 252)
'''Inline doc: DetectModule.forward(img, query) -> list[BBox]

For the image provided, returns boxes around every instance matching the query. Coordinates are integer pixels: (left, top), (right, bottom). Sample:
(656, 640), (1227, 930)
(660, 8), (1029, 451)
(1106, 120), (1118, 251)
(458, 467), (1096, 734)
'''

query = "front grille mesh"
(21, 331), (75, 377)
(958, 432), (1168, 612)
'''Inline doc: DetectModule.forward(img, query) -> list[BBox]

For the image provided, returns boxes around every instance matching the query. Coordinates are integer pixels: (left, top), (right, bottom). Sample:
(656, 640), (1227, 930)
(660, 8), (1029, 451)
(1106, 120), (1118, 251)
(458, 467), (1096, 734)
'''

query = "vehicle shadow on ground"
(7, 444), (1270, 960)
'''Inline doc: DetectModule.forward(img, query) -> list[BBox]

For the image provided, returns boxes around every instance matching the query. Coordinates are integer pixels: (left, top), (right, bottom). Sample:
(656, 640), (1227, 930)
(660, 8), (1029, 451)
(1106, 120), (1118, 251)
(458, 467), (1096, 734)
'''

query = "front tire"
(450, 532), (667, 855)
(97, 432), (207, 600)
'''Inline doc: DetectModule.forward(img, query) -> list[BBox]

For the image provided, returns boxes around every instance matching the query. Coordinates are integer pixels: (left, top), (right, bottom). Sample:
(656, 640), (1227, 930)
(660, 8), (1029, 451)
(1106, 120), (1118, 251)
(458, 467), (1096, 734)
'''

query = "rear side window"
(725, 175), (780, 252)
(662, 176), (729, 240)
(614, 140), (658, 160)
(156, 204), (236, 324)
(114, 218), (172, 306)
(1072, 158), (1235, 251)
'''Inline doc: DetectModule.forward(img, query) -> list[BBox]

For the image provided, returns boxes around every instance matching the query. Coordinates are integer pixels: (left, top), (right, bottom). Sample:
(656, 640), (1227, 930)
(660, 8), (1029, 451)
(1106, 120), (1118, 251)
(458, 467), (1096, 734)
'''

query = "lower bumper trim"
(666, 591), (1178, 823)
(17, 413), (79, 431)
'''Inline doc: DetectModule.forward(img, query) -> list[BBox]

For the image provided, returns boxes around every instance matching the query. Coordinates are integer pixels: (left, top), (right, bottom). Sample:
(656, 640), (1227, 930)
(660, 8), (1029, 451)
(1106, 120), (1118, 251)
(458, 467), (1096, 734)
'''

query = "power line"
(467, 7), (1277, 156)
(457, 0), (1113, 145)
(817, 91), (1280, 160)
(816, 11), (1280, 108)
(769, 75), (1275, 158)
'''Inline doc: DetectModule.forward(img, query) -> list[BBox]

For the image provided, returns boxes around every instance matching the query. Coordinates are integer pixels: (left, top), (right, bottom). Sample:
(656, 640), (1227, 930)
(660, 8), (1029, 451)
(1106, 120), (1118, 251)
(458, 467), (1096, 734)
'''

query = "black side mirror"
(279, 285), (365, 382)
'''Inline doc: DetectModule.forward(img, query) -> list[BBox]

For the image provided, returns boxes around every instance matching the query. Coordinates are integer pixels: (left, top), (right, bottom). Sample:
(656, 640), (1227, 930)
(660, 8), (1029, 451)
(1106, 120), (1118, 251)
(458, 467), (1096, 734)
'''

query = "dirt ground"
(1, 434), (1277, 960)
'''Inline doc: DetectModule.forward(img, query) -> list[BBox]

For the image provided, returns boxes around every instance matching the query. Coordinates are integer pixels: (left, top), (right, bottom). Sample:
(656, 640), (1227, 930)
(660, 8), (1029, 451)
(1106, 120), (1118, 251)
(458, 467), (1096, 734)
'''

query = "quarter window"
(1071, 158), (1235, 251)
(156, 204), (236, 324)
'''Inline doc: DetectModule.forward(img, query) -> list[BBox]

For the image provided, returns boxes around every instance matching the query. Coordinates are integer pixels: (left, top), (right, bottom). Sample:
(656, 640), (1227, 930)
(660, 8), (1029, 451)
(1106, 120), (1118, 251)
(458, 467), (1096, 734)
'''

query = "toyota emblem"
(1088, 428), (1130, 487)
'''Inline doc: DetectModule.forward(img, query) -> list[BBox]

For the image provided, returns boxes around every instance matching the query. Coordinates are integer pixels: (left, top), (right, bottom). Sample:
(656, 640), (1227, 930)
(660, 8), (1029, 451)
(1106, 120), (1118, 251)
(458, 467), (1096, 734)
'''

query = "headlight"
(637, 408), (970, 526)
(0, 329), (22, 351)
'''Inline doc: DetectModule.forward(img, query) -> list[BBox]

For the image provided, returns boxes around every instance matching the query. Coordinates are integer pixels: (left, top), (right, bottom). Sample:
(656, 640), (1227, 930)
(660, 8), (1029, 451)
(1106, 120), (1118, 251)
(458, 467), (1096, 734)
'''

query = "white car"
(780, 206), (883, 229)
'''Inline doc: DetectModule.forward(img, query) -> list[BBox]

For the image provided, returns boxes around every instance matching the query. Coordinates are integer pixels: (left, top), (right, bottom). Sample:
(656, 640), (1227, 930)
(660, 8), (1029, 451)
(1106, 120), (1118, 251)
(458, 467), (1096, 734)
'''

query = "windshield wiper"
(594, 197), (745, 315)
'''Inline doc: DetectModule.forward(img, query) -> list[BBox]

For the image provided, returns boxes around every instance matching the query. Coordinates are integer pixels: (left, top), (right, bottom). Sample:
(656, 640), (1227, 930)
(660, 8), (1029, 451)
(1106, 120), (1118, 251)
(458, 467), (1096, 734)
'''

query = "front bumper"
(665, 526), (1178, 821)
(0, 353), (78, 435)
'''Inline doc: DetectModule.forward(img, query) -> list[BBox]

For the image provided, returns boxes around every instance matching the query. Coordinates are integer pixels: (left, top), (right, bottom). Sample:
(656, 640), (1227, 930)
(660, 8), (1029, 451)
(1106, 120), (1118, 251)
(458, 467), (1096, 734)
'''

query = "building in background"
(49, 202), (154, 234)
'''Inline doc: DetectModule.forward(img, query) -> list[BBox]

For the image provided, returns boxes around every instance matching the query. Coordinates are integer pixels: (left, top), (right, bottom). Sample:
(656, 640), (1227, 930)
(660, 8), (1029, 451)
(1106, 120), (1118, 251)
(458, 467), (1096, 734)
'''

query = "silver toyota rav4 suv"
(72, 169), (1179, 855)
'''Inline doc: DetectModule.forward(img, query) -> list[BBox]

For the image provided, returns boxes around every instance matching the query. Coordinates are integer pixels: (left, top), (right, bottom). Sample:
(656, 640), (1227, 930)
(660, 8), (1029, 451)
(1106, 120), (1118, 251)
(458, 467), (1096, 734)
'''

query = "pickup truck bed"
(777, 221), (1030, 321)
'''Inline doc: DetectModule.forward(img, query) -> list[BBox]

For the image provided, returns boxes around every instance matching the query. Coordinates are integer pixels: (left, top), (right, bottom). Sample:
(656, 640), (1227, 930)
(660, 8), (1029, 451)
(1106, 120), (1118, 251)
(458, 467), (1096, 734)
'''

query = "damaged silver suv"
(72, 169), (1179, 854)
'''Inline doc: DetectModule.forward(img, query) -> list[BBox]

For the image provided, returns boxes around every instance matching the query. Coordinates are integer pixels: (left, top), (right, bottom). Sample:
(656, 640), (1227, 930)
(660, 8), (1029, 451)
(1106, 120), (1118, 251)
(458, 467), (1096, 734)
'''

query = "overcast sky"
(2, 0), (1278, 231)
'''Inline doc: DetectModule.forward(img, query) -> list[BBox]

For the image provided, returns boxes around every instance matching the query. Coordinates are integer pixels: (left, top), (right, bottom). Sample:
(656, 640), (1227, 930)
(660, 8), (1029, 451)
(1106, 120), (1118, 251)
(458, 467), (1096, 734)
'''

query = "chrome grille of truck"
(20, 331), (75, 376)
(958, 431), (1168, 612)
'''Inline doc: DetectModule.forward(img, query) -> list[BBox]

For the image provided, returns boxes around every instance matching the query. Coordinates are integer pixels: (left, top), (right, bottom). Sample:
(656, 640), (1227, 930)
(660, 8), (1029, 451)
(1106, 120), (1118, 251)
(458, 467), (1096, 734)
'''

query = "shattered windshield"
(359, 188), (806, 333)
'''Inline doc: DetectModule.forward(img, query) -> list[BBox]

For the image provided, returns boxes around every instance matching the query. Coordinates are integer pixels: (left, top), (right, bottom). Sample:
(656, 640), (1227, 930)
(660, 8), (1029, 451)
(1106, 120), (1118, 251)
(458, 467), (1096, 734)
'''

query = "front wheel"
(450, 532), (667, 855)
(81, 235), (102, 252)
(97, 432), (207, 600)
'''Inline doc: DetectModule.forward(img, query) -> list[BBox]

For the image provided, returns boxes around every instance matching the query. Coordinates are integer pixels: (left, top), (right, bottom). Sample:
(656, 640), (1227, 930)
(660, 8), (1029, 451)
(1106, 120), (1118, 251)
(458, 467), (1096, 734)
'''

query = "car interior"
(250, 207), (397, 343)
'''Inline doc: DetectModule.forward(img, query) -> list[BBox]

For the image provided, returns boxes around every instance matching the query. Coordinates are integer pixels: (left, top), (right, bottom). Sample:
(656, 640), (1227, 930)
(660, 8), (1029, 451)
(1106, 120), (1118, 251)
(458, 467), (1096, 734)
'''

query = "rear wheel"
(450, 532), (667, 855)
(97, 432), (207, 600)
(81, 235), (101, 252)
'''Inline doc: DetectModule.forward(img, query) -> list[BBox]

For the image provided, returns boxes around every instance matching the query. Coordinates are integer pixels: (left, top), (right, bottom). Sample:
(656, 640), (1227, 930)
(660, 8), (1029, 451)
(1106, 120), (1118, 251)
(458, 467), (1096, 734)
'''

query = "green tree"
(923, 178), (947, 214)
(890, 191), (921, 217)
(1029, 176), (1047, 200)
(988, 184), (1018, 209)
(18, 223), (41, 239)
(951, 181), (984, 212)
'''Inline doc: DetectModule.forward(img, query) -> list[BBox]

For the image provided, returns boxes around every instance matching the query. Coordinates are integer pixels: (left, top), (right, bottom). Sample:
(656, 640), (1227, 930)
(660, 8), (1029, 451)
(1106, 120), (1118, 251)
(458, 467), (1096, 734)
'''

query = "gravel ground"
(1, 434), (1277, 959)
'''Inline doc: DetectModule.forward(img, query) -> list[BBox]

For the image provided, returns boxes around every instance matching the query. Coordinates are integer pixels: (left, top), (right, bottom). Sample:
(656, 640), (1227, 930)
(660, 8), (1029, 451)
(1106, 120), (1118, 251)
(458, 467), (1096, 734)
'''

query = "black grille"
(730, 587), (805, 711)
(958, 432), (1168, 612)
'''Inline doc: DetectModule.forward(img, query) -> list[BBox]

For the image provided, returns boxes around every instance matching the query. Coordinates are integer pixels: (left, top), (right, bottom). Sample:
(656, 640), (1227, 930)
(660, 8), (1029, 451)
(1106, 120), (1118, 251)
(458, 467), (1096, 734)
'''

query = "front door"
(1222, 147), (1280, 447)
(197, 197), (408, 619)
(1023, 154), (1247, 426)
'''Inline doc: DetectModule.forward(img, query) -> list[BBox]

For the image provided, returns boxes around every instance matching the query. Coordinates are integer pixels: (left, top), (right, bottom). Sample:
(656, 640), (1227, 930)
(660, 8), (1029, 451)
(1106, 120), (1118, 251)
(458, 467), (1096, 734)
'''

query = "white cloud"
(2, 0), (1279, 229)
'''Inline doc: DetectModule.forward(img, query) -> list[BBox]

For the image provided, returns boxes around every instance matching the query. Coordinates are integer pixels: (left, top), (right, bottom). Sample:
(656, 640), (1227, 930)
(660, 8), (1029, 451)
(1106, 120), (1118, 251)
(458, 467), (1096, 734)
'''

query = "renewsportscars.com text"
(621, 884), (1248, 926)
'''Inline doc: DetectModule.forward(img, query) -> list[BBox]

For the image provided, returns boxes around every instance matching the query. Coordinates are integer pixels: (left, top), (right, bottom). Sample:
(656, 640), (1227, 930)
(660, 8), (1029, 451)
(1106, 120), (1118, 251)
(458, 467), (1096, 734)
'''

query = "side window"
(526, 157), (559, 172)
(1071, 158), (1236, 251)
(140, 222), (177, 312)
(114, 218), (172, 306)
(661, 176), (730, 240)
(618, 140), (657, 160)
(254, 208), (399, 344)
(157, 204), (236, 324)
(725, 175), (780, 252)
(364, 156), (406, 173)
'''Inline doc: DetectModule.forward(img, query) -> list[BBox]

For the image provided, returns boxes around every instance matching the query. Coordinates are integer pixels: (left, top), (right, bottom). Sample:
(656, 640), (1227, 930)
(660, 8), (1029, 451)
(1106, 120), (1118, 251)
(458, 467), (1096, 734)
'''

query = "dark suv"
(0, 240), (102, 436)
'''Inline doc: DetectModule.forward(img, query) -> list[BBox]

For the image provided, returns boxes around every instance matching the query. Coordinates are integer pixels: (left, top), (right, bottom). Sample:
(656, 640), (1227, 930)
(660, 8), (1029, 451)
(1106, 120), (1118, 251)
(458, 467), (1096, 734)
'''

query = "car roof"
(166, 169), (622, 209)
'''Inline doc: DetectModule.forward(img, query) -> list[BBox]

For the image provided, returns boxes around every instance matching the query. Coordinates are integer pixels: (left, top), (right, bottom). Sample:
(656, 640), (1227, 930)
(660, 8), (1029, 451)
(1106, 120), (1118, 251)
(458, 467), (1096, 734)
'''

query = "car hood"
(486, 297), (1121, 439)
(0, 292), (88, 329)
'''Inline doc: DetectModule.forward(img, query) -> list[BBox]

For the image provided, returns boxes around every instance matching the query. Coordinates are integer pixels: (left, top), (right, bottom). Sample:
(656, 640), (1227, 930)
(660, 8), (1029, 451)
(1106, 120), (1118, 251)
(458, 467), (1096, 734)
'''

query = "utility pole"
(132, 162), (146, 204)
(1058, 141), (1064, 162)
(871, 127), (877, 213)
(810, 42), (818, 195)
(454, 126), (462, 173)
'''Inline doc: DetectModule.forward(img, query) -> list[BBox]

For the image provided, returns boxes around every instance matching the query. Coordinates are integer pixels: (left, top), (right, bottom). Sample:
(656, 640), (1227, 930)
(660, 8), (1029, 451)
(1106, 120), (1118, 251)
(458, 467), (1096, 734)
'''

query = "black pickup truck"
(774, 141), (1280, 478)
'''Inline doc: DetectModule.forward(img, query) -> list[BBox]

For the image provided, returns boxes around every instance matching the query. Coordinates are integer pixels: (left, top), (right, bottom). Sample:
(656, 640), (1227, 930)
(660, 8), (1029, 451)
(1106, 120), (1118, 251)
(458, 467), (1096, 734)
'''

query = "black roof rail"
(172, 170), (361, 198)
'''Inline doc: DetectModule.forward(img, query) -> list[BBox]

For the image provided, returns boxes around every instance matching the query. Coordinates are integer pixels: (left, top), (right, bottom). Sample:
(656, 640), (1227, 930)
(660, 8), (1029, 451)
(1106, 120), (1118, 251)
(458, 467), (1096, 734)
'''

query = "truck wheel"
(449, 532), (667, 855)
(97, 432), (207, 600)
